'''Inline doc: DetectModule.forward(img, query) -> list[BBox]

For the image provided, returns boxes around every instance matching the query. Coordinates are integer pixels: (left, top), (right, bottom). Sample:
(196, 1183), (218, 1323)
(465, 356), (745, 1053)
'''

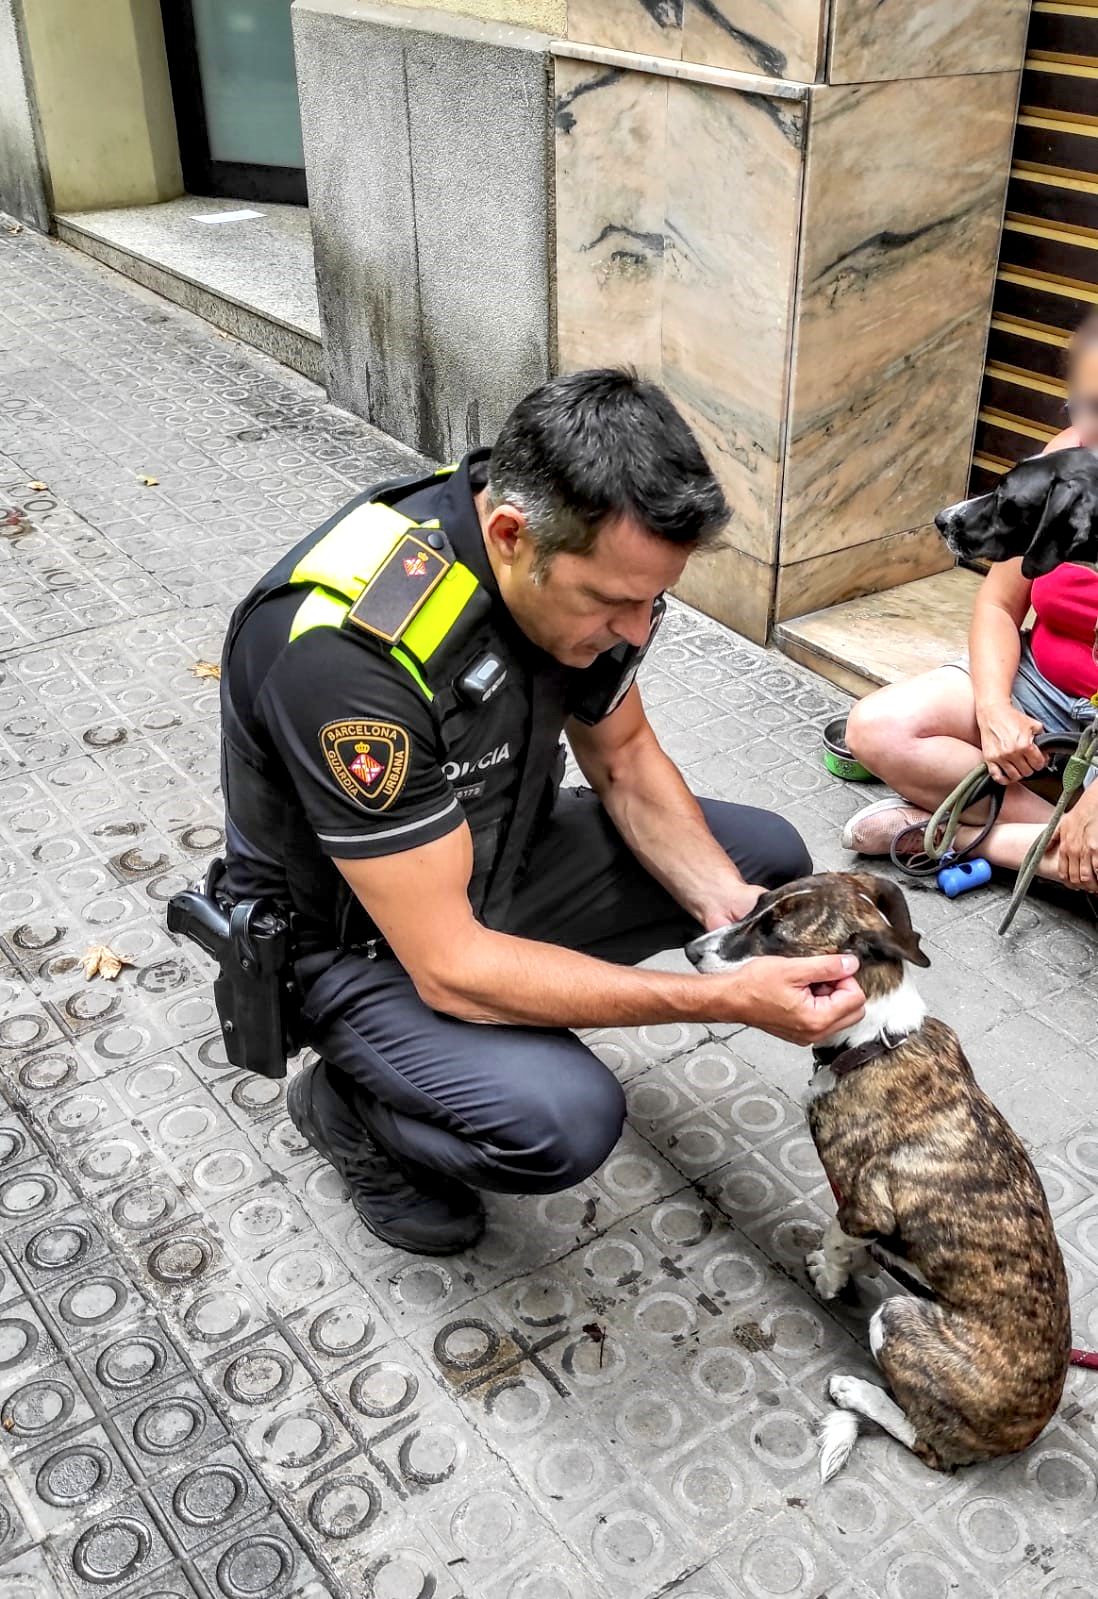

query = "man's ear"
(1020, 479), (1093, 578)
(854, 874), (931, 968)
(483, 503), (527, 568)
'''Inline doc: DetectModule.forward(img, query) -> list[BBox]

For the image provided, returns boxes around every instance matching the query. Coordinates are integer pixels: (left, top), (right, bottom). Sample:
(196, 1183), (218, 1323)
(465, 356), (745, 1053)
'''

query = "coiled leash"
(889, 725), (1098, 934)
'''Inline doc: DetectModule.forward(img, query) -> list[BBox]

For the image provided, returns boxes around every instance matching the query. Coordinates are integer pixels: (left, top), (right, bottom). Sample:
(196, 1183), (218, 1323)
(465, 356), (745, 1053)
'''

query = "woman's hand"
(976, 702), (1045, 784)
(1056, 784), (1098, 891)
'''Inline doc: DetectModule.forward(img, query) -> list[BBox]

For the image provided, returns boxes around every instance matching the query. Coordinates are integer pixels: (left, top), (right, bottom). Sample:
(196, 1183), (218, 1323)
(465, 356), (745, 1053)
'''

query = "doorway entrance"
(160, 0), (307, 204)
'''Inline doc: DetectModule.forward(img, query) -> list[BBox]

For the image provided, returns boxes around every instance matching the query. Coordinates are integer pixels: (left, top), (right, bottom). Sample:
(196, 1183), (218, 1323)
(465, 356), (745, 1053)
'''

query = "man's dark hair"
(487, 369), (730, 576)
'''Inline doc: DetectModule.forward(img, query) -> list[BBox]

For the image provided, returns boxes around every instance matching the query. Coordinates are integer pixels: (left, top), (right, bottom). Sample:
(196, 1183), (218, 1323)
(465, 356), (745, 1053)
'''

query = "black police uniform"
(219, 452), (811, 1197)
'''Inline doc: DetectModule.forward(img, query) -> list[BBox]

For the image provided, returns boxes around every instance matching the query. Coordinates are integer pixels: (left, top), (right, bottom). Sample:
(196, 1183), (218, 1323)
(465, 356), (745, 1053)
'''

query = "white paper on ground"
(190, 210), (263, 225)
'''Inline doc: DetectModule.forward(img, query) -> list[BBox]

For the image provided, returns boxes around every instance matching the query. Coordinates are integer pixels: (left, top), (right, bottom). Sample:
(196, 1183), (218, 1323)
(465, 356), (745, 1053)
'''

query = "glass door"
(161, 0), (307, 204)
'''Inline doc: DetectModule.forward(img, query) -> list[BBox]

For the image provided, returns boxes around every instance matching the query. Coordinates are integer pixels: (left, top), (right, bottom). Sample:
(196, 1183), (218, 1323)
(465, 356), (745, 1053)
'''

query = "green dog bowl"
(822, 716), (875, 782)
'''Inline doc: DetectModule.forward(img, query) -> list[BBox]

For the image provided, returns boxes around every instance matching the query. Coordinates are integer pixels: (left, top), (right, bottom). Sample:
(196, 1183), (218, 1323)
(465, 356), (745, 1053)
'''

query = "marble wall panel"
(554, 59), (668, 374)
(780, 70), (1018, 567)
(676, 543), (774, 642)
(829, 0), (1030, 86)
(681, 0), (823, 84)
(554, 56), (804, 593)
(774, 523), (953, 621)
(565, 0), (824, 83)
(662, 81), (804, 565)
(567, 0), (684, 58)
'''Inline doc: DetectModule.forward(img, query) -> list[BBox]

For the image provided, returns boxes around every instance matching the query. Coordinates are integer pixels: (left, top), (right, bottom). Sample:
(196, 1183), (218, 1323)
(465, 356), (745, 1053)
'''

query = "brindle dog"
(687, 872), (1071, 1478)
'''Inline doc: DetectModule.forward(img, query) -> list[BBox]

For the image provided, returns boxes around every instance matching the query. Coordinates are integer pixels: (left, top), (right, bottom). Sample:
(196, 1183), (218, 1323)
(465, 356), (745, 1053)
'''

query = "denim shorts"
(952, 634), (1098, 784)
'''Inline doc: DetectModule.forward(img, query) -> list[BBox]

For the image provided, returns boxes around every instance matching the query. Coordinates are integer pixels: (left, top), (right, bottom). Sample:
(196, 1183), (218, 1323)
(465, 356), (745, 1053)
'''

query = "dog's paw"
(828, 1373), (861, 1409)
(806, 1248), (847, 1300)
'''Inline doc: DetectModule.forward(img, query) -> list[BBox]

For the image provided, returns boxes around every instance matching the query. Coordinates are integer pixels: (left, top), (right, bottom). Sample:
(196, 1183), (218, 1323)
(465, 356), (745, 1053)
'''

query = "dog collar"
(813, 1031), (911, 1079)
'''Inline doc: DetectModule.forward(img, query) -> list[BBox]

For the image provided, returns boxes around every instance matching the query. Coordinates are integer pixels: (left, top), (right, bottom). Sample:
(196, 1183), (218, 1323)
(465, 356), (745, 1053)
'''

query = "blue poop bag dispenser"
(937, 858), (992, 899)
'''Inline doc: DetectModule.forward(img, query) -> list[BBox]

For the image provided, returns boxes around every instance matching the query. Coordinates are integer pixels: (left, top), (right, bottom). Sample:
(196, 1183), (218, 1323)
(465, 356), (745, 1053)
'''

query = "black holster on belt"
(166, 859), (301, 1079)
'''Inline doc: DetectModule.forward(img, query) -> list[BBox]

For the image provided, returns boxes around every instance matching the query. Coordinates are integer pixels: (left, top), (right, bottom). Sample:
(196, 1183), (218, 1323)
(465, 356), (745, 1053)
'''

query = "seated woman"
(844, 313), (1098, 895)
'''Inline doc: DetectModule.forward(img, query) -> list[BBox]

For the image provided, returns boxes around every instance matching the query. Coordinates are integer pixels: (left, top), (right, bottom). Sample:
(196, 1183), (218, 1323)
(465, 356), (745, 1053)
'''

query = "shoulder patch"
(319, 719), (411, 812)
(345, 532), (450, 644)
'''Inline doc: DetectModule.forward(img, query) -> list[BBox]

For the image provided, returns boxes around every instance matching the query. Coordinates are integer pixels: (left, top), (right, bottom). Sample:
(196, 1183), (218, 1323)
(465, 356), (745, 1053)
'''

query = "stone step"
(774, 567), (982, 698)
(56, 197), (323, 383)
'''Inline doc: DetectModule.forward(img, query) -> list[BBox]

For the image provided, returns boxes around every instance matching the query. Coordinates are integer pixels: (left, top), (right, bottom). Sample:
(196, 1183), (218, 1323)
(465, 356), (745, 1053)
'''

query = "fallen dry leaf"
(191, 660), (221, 681)
(137, 473), (159, 487)
(27, 481), (47, 492)
(4, 222), (23, 236)
(81, 944), (133, 982)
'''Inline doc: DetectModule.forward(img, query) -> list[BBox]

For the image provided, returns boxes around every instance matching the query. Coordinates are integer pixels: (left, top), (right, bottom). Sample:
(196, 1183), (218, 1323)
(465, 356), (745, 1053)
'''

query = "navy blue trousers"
(301, 789), (810, 1195)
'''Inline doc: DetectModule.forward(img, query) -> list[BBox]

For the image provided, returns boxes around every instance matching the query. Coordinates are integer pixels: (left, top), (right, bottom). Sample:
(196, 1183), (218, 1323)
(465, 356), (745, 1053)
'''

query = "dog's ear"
(854, 875), (931, 968)
(1020, 478), (1097, 578)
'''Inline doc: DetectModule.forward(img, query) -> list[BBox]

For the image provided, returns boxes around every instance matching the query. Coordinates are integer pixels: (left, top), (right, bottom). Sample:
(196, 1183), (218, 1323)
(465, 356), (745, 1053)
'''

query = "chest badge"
(319, 718), (411, 811)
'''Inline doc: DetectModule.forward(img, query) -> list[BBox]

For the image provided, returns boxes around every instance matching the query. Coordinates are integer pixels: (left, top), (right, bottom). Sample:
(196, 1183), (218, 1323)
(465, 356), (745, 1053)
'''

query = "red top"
(1028, 426), (1098, 700)
(1030, 566), (1098, 699)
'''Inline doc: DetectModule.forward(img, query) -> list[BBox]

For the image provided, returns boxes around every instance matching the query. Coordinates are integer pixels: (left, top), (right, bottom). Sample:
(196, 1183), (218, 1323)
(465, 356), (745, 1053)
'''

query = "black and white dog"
(935, 446), (1098, 575)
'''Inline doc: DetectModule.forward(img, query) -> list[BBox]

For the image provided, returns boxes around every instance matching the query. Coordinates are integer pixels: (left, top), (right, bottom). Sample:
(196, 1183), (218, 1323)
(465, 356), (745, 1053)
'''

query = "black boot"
(287, 1063), (485, 1256)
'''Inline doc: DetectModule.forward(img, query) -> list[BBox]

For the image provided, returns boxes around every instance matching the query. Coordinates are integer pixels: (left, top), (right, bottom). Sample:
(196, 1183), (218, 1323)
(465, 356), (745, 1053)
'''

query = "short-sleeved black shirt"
(221, 453), (573, 944)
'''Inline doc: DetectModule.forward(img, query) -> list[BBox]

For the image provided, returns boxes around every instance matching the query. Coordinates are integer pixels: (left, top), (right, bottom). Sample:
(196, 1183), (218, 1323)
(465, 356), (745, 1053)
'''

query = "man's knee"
(511, 1050), (626, 1193)
(703, 800), (812, 888)
(756, 813), (813, 887)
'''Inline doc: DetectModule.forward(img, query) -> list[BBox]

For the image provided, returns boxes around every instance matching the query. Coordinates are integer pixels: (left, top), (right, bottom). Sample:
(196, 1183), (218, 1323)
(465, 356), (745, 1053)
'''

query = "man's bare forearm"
(591, 736), (745, 923)
(419, 924), (731, 1028)
(415, 923), (864, 1048)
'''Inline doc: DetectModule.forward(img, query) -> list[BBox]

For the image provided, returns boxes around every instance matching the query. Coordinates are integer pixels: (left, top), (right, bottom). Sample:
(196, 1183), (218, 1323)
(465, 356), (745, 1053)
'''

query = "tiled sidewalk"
(1, 223), (1097, 1599)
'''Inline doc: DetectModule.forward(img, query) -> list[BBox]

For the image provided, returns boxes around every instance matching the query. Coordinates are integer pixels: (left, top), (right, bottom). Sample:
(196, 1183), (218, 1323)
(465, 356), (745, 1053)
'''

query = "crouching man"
(218, 370), (864, 1254)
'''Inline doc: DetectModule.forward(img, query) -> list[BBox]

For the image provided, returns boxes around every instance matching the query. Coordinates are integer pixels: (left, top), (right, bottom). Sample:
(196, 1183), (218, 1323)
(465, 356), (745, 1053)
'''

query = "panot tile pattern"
(3, 226), (1098, 1599)
(555, 57), (806, 632)
(13, 220), (1098, 1598)
(828, 0), (1031, 85)
(779, 69), (1020, 572)
(566, 0), (827, 85)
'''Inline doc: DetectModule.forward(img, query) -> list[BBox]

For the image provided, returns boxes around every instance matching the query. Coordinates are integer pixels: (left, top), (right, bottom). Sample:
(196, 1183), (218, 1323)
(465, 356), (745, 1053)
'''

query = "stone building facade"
(0, 0), (1030, 643)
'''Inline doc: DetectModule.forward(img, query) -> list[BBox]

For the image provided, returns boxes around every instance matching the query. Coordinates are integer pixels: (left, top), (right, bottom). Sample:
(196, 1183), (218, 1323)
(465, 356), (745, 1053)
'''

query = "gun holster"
(166, 859), (302, 1079)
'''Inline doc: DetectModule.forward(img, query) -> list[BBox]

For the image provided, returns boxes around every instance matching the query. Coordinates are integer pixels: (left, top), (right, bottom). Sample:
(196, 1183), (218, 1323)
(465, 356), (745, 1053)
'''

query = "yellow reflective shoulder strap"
(286, 498), (482, 701)
(288, 585), (349, 643)
(289, 500), (415, 598)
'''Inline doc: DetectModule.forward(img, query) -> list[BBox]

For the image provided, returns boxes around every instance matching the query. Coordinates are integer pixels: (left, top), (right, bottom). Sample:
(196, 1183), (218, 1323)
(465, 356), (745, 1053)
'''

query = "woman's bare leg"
(846, 670), (1051, 823)
(845, 669), (1065, 876)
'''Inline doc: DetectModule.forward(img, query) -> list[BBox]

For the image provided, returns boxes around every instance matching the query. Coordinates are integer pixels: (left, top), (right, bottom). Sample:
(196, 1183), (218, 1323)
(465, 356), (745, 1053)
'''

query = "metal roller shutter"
(972, 1), (1098, 496)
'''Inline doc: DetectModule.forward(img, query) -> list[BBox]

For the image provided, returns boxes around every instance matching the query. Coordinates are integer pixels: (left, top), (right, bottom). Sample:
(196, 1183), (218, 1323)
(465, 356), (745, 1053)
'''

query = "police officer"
(219, 370), (865, 1255)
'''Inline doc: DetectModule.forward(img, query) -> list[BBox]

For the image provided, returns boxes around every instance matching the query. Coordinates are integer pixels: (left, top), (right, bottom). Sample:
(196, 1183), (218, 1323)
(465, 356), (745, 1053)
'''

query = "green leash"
(998, 719), (1098, 933)
(917, 721), (1098, 934)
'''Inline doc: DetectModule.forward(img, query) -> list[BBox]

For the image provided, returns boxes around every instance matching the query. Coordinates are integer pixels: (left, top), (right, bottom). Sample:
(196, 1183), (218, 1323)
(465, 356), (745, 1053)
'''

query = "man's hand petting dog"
(701, 880), (769, 928)
(709, 952), (865, 1045)
(976, 701), (1045, 786)
(1055, 781), (1098, 890)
